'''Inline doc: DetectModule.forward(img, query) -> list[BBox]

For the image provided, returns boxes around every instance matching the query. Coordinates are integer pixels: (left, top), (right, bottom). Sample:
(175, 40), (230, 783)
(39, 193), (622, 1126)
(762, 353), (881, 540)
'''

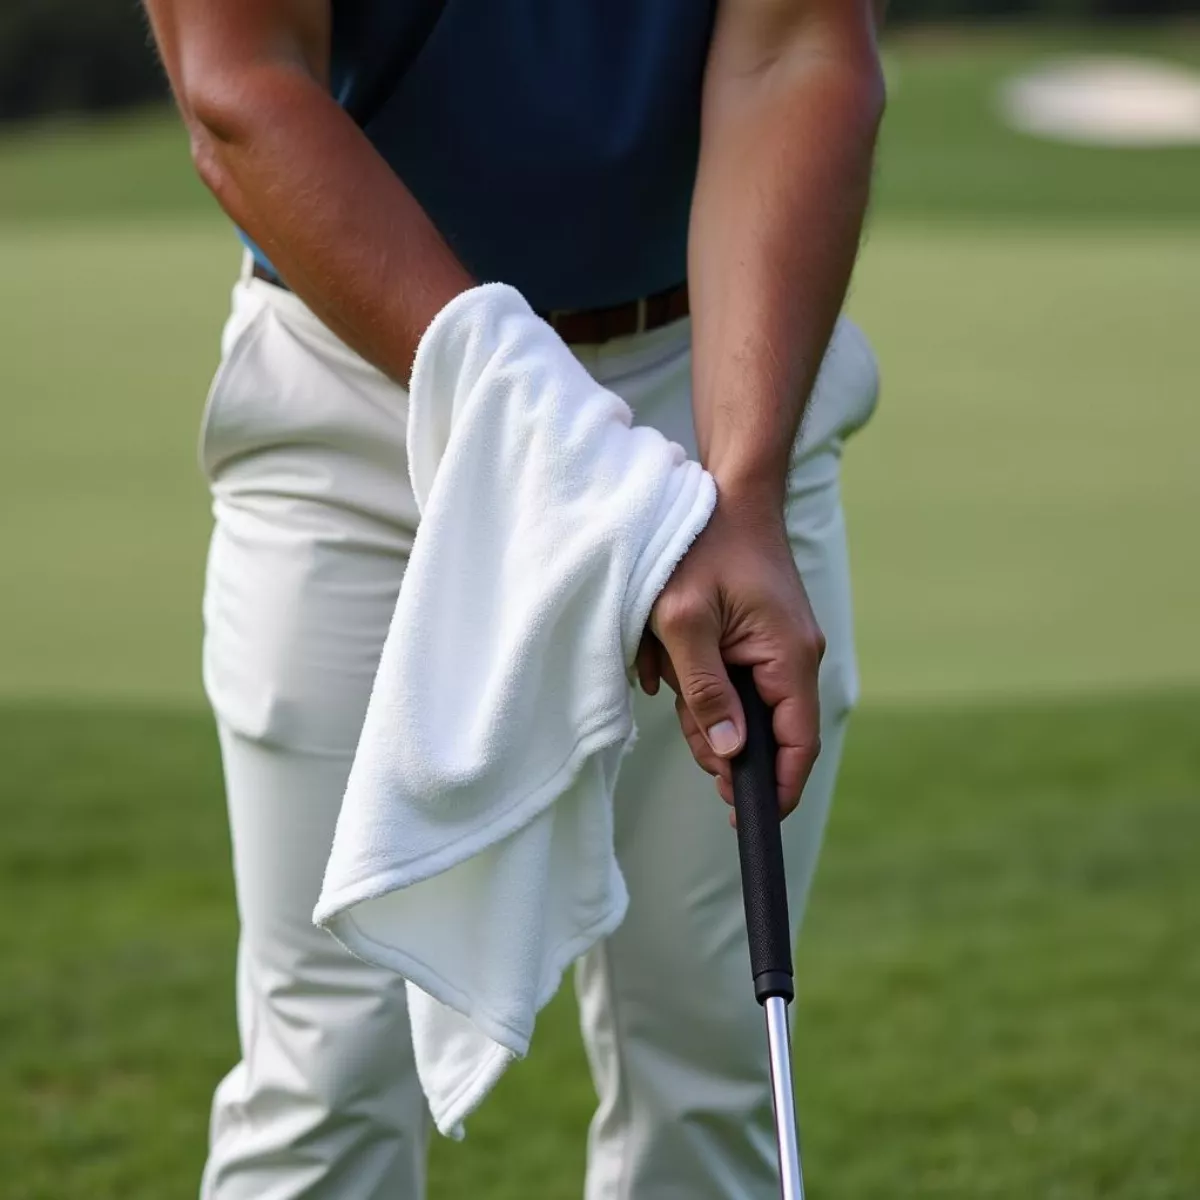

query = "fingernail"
(707, 720), (740, 756)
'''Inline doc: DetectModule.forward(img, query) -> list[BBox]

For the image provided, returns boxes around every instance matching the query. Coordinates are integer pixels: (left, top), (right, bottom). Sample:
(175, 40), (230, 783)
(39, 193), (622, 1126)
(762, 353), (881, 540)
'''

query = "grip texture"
(729, 665), (794, 1004)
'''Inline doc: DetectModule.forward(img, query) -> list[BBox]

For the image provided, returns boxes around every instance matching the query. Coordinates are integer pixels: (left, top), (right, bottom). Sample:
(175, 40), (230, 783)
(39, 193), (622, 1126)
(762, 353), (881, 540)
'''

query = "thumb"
(657, 616), (745, 758)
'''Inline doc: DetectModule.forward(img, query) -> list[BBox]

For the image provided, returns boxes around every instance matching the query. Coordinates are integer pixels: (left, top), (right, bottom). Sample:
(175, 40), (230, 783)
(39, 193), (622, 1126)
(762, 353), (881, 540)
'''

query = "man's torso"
(244, 0), (717, 311)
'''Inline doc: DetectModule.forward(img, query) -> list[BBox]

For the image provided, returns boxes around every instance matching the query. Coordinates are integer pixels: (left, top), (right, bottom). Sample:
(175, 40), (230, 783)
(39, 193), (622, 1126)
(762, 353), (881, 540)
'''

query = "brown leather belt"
(542, 283), (689, 343)
(251, 262), (688, 344)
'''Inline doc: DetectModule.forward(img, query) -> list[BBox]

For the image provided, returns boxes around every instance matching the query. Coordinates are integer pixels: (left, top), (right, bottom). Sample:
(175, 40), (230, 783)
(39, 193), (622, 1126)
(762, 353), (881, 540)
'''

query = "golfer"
(145, 1), (885, 1196)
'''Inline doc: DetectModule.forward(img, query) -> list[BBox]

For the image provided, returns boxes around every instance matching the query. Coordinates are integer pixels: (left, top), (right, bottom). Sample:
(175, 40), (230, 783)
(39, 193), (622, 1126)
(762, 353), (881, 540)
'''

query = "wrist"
(711, 464), (786, 515)
(711, 472), (788, 536)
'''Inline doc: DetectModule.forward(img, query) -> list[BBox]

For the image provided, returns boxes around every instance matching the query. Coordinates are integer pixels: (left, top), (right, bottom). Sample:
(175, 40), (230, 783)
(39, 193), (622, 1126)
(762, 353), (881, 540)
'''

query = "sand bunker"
(999, 56), (1200, 147)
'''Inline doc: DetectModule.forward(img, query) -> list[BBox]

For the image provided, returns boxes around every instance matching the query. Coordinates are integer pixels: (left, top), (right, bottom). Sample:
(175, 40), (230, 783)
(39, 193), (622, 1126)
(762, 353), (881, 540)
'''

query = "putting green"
(2, 220), (1196, 705)
(1, 28), (1198, 1200)
(845, 223), (1200, 700)
(3, 693), (1196, 1198)
(0, 223), (236, 705)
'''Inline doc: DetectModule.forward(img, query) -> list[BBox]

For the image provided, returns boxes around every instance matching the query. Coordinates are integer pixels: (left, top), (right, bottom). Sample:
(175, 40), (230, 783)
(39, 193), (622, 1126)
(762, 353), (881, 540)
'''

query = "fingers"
(645, 630), (735, 791)
(652, 592), (746, 760)
(660, 623), (824, 817)
(654, 606), (822, 817)
(758, 633), (823, 818)
(657, 651), (680, 696)
(647, 513), (826, 820)
(634, 632), (662, 696)
(715, 773), (733, 806)
(675, 694), (734, 786)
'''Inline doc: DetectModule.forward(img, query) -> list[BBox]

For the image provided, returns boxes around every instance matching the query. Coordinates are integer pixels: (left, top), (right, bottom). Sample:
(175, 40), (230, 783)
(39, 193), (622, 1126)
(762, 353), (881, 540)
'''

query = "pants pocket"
(786, 446), (860, 721)
(794, 316), (881, 463)
(198, 284), (271, 481)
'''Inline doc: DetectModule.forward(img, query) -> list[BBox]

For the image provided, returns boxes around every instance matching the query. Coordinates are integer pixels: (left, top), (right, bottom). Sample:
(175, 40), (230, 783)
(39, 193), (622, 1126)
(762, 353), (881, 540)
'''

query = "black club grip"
(729, 665), (794, 1005)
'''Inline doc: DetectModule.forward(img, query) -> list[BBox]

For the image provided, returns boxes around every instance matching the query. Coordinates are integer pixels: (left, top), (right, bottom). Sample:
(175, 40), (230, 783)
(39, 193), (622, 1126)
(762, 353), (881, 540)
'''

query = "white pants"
(198, 271), (879, 1200)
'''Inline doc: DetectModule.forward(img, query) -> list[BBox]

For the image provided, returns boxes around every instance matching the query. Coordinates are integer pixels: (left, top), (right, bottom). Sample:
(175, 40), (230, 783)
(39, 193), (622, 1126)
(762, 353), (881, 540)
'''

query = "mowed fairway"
(2, 29), (1198, 1200)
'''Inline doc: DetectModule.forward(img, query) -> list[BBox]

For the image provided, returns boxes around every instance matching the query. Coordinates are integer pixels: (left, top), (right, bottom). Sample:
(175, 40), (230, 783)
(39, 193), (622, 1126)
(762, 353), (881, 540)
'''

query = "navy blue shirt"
(247, 1), (717, 311)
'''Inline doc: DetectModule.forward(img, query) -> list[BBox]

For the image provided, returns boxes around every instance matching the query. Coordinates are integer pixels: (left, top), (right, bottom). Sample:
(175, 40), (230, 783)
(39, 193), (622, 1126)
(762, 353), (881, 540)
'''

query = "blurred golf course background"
(2, 20), (1199, 1200)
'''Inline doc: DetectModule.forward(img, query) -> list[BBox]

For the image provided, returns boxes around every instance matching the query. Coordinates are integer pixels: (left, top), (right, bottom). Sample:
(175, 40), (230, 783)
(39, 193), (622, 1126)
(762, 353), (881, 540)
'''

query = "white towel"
(313, 284), (716, 1137)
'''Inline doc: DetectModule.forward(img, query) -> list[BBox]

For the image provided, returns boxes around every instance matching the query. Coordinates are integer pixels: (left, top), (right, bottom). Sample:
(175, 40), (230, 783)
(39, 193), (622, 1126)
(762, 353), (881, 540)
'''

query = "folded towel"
(313, 284), (716, 1137)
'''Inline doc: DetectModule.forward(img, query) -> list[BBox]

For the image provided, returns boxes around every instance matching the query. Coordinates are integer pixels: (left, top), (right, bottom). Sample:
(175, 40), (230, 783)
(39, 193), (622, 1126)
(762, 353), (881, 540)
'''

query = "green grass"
(1, 24), (1199, 1200)
(0, 110), (211, 224)
(845, 224), (1200, 700)
(2, 27), (1198, 228)
(1, 28), (1197, 706)
(0, 224), (236, 704)
(2, 693), (1197, 1199)
(3, 222), (1197, 705)
(875, 28), (1200, 225)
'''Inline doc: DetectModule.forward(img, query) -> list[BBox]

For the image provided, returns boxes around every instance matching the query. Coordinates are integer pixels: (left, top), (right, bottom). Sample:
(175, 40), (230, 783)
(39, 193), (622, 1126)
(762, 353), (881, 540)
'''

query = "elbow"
(861, 66), (886, 151)
(776, 38), (887, 144)
(804, 16), (888, 138)
(178, 70), (258, 205)
(188, 121), (232, 205)
(862, 53), (887, 133)
(831, 49), (887, 150)
(179, 60), (317, 205)
(183, 68), (254, 150)
(832, 34), (886, 140)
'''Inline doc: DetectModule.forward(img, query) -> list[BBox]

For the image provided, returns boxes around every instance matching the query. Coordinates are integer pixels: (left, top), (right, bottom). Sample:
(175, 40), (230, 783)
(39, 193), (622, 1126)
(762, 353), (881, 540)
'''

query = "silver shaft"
(764, 995), (805, 1200)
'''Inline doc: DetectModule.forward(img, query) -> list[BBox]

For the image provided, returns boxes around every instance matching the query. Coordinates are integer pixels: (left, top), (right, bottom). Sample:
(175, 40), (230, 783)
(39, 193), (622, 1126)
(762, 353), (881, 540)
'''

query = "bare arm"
(646, 0), (883, 812)
(144, 0), (473, 384)
(689, 0), (884, 503)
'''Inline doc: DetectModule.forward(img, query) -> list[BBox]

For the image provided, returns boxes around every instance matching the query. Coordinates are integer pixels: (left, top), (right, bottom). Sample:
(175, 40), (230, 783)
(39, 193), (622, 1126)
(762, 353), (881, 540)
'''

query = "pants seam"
(594, 936), (636, 1200)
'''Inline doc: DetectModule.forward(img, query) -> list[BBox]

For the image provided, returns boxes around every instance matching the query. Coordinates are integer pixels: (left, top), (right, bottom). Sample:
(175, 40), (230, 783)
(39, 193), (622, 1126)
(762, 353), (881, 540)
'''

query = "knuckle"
(796, 625), (825, 664)
(654, 590), (711, 639)
(682, 669), (727, 715)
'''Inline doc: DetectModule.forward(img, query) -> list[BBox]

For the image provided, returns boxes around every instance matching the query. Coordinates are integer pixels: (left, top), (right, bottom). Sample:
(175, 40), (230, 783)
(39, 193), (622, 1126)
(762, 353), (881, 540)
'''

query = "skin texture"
(143, 0), (884, 814)
(642, 0), (884, 814)
(143, 0), (473, 383)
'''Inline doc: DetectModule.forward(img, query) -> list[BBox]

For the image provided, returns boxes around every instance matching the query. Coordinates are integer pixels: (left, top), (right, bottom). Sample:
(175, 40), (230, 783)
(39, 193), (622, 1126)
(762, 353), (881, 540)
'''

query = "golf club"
(729, 665), (805, 1200)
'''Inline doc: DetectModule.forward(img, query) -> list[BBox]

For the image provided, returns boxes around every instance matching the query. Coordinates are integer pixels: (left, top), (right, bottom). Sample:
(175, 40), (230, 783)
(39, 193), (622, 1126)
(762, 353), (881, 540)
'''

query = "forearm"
(182, 67), (472, 384)
(689, 14), (884, 509)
